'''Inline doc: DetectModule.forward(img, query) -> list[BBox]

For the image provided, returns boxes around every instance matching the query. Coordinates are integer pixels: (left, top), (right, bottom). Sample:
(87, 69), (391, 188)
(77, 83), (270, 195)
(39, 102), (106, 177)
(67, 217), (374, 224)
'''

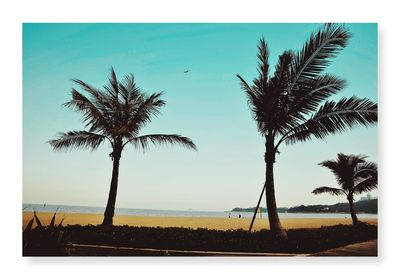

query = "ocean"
(22, 203), (378, 219)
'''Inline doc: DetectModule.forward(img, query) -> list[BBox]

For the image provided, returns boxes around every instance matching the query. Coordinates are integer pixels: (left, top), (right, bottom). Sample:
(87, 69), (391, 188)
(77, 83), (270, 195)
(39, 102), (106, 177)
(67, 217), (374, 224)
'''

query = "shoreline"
(23, 211), (378, 231)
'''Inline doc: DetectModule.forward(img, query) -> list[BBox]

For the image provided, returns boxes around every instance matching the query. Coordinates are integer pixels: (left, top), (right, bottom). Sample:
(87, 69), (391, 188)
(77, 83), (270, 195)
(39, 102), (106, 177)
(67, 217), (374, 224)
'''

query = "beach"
(23, 211), (377, 231)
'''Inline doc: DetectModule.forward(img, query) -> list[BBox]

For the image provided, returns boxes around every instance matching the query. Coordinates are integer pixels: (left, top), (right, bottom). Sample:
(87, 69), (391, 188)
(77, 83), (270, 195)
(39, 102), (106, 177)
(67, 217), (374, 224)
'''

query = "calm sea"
(22, 203), (377, 219)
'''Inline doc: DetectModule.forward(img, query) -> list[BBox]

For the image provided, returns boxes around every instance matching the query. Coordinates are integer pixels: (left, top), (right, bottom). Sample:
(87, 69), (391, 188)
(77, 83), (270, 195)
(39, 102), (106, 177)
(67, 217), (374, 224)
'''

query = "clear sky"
(23, 23), (377, 211)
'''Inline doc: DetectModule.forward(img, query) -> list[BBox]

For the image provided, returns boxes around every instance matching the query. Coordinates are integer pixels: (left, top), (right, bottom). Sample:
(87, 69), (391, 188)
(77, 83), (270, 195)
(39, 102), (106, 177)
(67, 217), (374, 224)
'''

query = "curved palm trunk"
(347, 195), (359, 225)
(264, 136), (287, 239)
(102, 148), (122, 227)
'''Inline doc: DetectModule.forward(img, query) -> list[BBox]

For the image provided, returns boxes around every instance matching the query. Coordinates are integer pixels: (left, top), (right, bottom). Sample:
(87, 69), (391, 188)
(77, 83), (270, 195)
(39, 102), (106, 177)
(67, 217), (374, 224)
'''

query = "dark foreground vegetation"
(23, 223), (377, 256)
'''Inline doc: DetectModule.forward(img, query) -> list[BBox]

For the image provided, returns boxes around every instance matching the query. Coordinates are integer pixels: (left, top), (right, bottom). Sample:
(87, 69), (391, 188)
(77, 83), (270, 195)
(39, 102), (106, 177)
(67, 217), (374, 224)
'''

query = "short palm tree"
(49, 68), (197, 227)
(237, 24), (377, 239)
(312, 153), (377, 224)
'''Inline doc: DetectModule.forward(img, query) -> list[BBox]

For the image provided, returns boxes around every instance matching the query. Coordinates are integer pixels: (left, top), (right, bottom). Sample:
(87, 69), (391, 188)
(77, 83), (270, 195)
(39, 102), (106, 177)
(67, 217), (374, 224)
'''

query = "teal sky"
(23, 23), (377, 211)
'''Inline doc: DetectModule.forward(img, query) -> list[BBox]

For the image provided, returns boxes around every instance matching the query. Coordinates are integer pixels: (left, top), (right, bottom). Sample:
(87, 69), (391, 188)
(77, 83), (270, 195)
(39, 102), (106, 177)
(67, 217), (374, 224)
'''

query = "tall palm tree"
(49, 68), (197, 227)
(312, 153), (377, 224)
(237, 24), (377, 239)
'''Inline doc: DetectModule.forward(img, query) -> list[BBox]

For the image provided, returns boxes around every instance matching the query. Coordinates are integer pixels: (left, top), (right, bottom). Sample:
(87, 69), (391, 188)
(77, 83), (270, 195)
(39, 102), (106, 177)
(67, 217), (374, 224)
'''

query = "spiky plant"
(312, 153), (377, 224)
(49, 68), (197, 227)
(237, 24), (377, 239)
(23, 212), (68, 256)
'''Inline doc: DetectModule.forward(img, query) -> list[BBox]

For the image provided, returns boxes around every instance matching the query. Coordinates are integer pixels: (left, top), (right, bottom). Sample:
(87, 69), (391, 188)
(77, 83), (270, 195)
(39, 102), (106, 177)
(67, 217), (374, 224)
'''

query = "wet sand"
(22, 211), (377, 231)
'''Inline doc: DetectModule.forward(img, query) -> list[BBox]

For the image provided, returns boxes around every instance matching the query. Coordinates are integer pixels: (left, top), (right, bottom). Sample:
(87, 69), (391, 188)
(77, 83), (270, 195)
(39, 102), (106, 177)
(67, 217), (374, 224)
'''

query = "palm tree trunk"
(347, 195), (359, 225)
(264, 136), (287, 239)
(102, 147), (122, 227)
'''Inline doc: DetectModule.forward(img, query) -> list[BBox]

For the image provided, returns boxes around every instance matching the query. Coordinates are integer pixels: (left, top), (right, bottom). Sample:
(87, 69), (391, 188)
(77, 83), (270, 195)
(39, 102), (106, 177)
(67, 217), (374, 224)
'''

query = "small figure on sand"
(239, 214), (241, 219)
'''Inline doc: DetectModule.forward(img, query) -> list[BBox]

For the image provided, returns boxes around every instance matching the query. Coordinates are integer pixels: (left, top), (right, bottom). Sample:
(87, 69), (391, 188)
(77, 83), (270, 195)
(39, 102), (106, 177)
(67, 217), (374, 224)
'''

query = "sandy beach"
(23, 211), (377, 231)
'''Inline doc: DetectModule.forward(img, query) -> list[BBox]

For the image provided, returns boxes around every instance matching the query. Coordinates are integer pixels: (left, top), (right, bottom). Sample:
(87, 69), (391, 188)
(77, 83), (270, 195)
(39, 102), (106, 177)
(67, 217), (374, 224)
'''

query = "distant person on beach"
(239, 214), (241, 219)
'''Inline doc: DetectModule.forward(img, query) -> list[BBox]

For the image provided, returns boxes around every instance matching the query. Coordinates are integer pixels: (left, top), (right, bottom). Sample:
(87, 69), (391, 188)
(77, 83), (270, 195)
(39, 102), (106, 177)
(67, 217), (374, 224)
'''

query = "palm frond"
(237, 74), (267, 135)
(289, 74), (347, 119)
(48, 131), (107, 151)
(269, 51), (298, 133)
(353, 175), (377, 194)
(63, 89), (111, 132)
(71, 78), (109, 106)
(319, 158), (348, 187)
(354, 161), (377, 178)
(318, 153), (367, 189)
(312, 186), (344, 196)
(237, 38), (272, 136)
(256, 37), (270, 83)
(283, 96), (377, 144)
(270, 50), (294, 89)
(130, 134), (197, 152)
(353, 161), (377, 193)
(119, 74), (140, 103)
(109, 67), (119, 96)
(120, 92), (166, 136)
(341, 153), (367, 171)
(289, 23), (351, 92)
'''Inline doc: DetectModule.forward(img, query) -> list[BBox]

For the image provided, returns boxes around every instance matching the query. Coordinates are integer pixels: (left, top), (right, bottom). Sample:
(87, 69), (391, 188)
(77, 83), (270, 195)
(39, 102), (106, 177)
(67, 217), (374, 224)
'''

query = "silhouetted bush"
(23, 222), (377, 256)
(23, 212), (70, 256)
(61, 223), (376, 254)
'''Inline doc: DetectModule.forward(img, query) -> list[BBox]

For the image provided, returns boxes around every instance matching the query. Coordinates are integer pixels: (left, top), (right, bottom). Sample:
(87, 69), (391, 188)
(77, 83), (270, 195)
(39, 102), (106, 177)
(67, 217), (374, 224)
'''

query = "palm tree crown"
(49, 68), (197, 154)
(312, 153), (377, 224)
(237, 24), (377, 151)
(312, 153), (378, 197)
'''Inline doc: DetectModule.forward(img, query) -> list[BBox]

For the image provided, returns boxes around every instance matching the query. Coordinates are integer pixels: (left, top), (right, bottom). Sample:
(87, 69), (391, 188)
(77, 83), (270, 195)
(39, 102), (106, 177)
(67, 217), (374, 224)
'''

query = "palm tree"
(312, 153), (377, 224)
(49, 68), (197, 227)
(237, 24), (377, 239)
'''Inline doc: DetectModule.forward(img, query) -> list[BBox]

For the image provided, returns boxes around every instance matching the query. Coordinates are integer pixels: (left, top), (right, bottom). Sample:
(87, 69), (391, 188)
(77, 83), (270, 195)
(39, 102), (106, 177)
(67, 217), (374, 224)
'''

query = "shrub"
(23, 212), (70, 256)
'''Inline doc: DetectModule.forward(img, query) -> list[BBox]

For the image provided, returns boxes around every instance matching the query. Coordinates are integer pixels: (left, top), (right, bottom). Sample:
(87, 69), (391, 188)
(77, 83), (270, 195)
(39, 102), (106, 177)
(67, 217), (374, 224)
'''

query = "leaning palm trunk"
(265, 161), (286, 238)
(347, 195), (359, 225)
(264, 136), (287, 238)
(102, 148), (122, 227)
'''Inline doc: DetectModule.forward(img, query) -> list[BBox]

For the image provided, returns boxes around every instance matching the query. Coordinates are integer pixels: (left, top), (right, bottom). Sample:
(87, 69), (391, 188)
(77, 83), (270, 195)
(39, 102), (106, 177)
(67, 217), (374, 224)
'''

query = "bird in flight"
(184, 70), (189, 73)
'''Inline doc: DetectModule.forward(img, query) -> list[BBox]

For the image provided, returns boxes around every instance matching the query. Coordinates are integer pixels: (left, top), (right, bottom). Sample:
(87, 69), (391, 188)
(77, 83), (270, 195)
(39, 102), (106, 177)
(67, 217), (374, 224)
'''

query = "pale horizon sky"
(23, 23), (377, 211)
